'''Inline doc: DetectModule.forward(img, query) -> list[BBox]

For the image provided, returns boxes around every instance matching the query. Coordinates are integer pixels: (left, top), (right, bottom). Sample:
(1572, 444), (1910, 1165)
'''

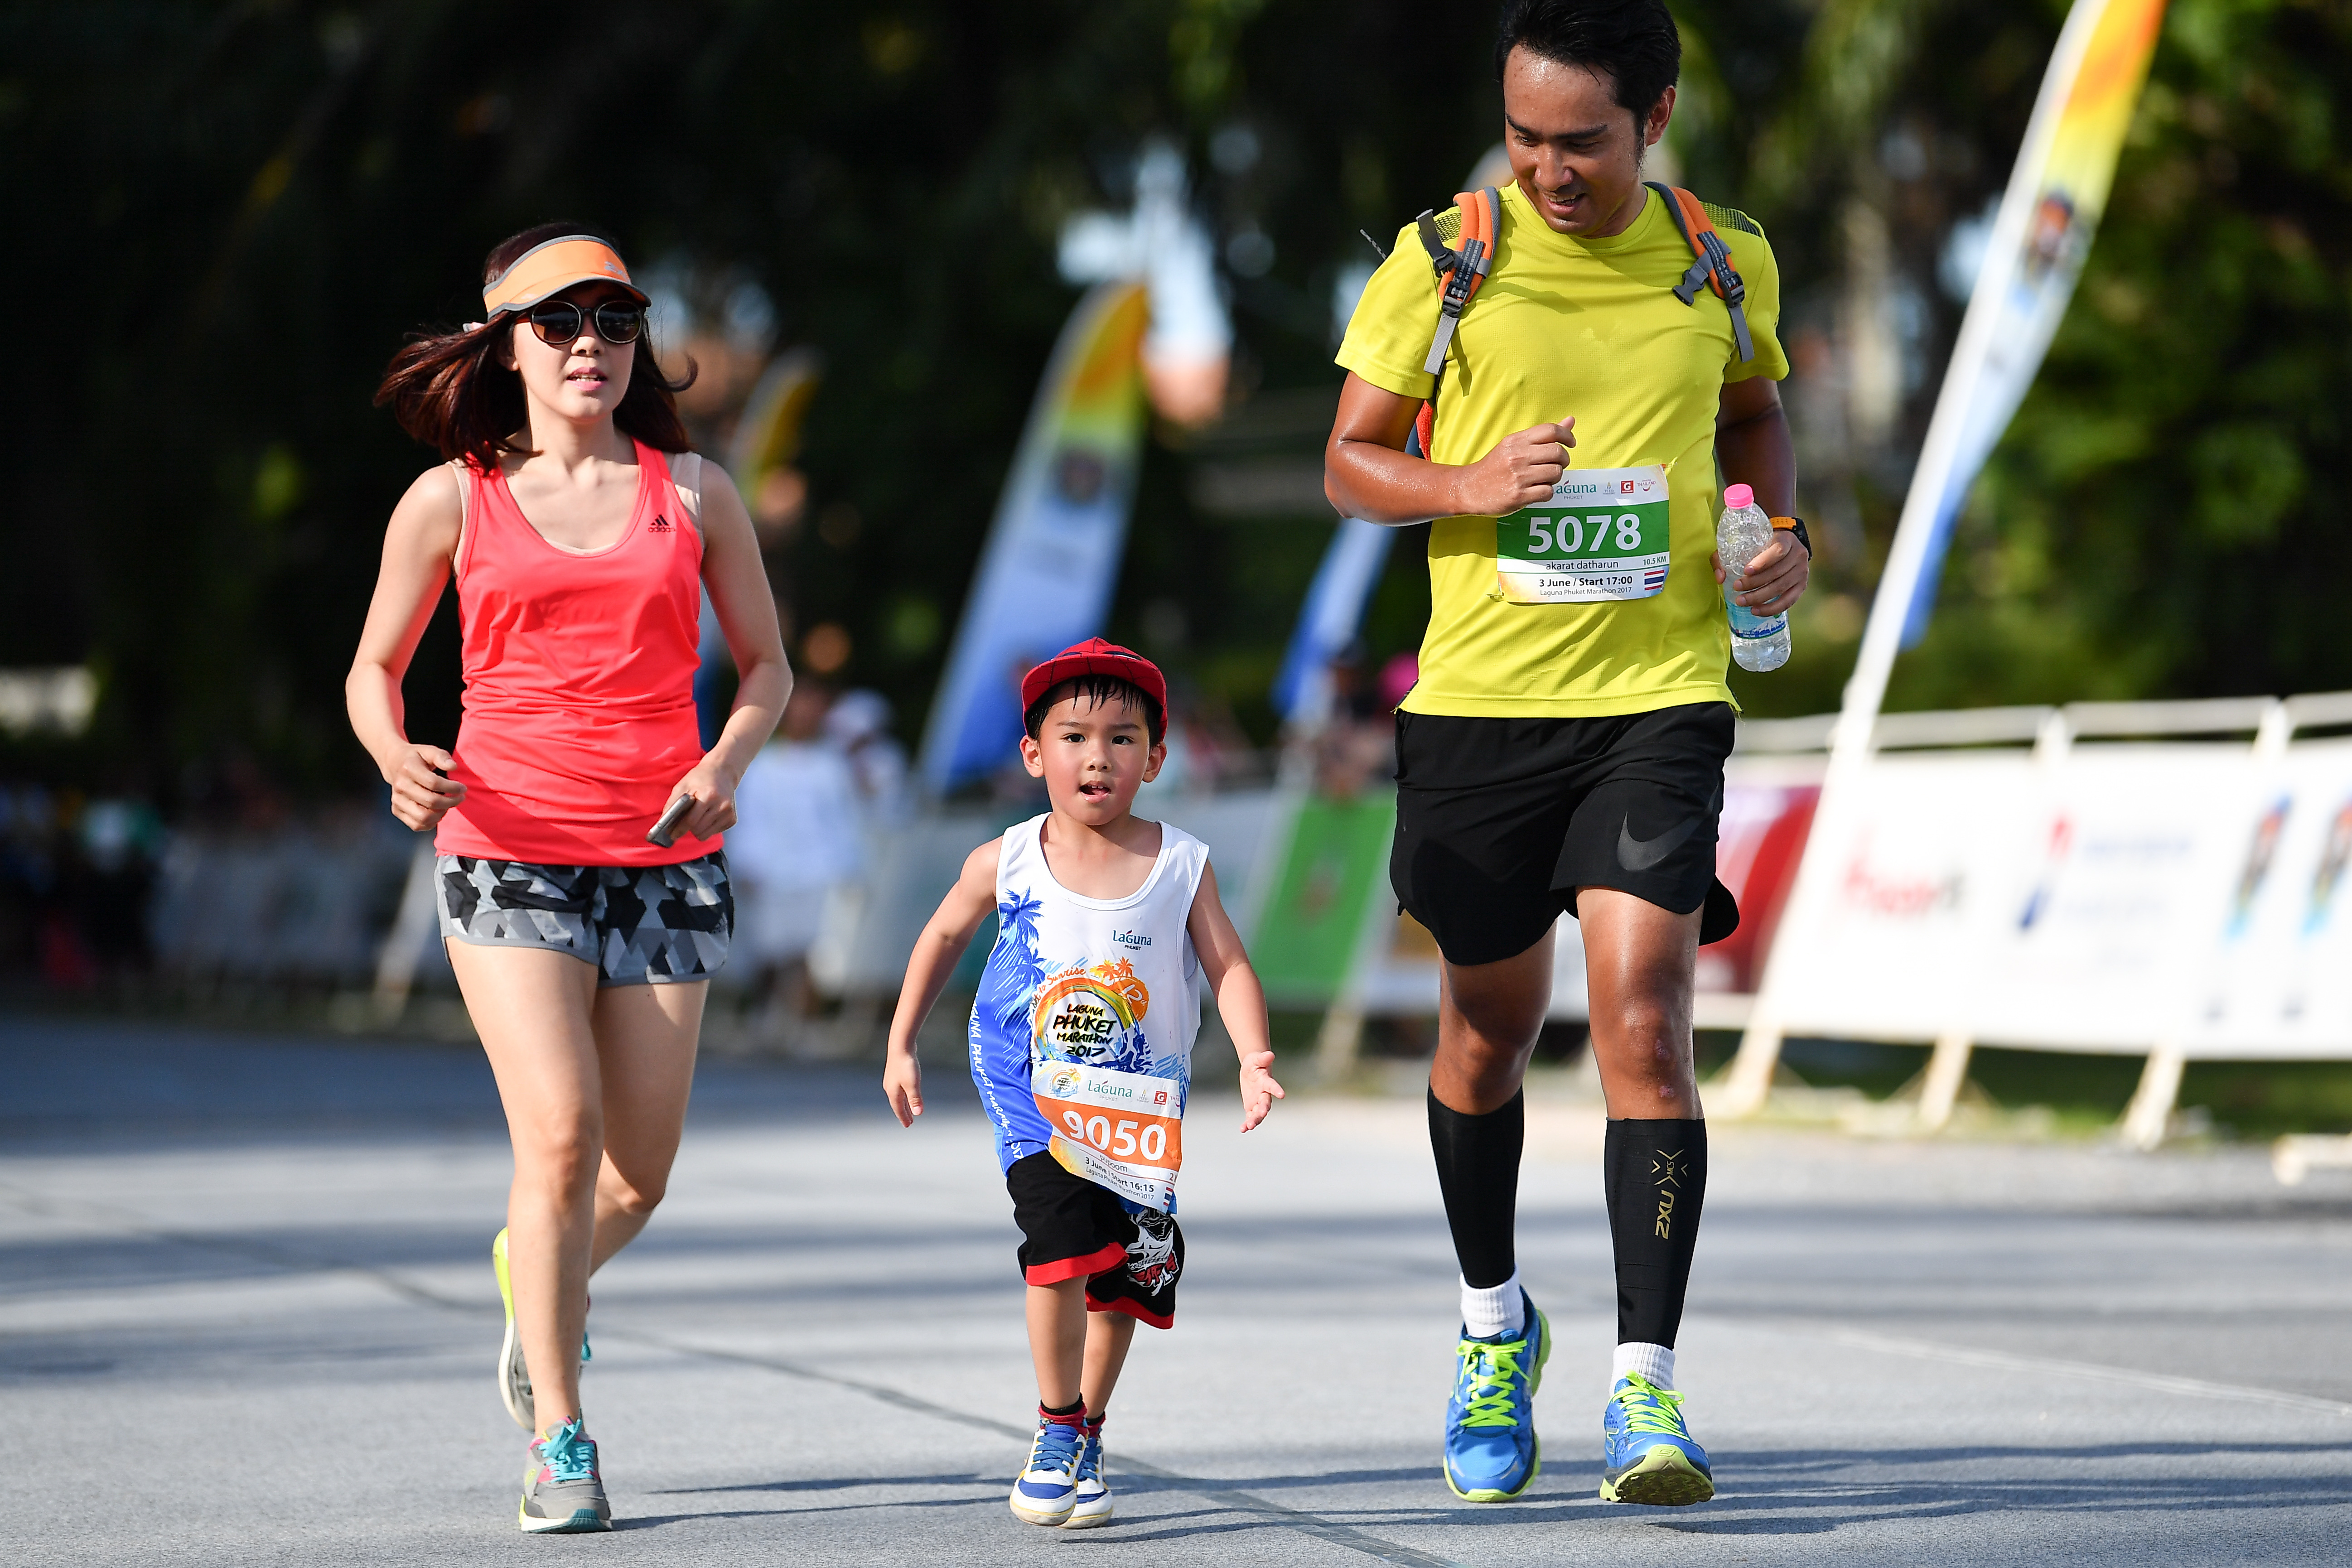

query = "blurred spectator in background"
(1313, 645), (1414, 799)
(1378, 651), (1420, 715)
(822, 689), (909, 821)
(0, 781), (164, 988)
(728, 682), (863, 1044)
(1134, 678), (1259, 798)
(68, 792), (164, 977)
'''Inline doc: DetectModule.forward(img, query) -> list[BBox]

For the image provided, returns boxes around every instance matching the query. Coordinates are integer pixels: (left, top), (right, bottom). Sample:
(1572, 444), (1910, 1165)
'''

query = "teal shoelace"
(1610, 1374), (1691, 1438)
(537, 1419), (599, 1482)
(1455, 1336), (1534, 1429)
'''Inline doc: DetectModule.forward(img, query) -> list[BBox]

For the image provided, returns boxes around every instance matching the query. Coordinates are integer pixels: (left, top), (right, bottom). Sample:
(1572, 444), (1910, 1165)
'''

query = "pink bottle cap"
(1723, 483), (1754, 509)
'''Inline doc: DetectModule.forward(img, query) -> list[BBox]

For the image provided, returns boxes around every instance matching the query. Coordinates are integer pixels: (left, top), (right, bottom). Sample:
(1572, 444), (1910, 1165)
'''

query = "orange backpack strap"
(1415, 186), (1501, 376)
(1646, 182), (1754, 365)
(1408, 186), (1500, 456)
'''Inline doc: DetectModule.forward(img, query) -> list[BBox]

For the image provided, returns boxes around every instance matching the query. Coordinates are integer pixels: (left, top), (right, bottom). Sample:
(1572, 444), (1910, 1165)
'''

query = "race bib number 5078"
(1494, 464), (1670, 604)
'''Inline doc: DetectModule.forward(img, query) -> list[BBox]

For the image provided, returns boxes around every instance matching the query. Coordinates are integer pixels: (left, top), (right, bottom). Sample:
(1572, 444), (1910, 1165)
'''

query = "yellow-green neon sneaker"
(493, 1228), (534, 1430)
(1599, 1374), (1714, 1505)
(493, 1228), (592, 1430)
(1442, 1293), (1550, 1501)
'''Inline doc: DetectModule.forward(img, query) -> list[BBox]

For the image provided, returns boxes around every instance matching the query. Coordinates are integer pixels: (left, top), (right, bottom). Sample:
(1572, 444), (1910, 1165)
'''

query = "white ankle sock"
(1460, 1273), (1525, 1339)
(1612, 1341), (1675, 1389)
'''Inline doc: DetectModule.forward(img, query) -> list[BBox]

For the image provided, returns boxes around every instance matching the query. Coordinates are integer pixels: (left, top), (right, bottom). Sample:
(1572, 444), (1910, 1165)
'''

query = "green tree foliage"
(0, 0), (1497, 797)
(1920, 0), (2352, 709)
(1702, 0), (2352, 714)
(1, 0), (2345, 802)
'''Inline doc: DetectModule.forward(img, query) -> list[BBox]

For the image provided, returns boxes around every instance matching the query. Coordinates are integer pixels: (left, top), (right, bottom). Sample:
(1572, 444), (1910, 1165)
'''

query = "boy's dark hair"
(1023, 674), (1166, 744)
(1494, 0), (1681, 126)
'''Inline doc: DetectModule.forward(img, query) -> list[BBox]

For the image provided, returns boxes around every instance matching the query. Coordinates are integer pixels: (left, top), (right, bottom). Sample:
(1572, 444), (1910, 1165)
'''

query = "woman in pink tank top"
(347, 224), (789, 1532)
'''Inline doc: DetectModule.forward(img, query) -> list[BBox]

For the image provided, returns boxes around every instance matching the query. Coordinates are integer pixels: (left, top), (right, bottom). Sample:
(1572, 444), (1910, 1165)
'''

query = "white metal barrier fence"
(1725, 691), (2352, 1147)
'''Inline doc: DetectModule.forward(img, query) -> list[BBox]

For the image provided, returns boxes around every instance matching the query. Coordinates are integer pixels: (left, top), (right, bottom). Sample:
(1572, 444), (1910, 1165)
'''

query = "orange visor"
(479, 236), (648, 318)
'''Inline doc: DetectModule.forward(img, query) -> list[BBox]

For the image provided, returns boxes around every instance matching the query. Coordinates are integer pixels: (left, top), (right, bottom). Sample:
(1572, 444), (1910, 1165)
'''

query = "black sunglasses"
(523, 299), (647, 345)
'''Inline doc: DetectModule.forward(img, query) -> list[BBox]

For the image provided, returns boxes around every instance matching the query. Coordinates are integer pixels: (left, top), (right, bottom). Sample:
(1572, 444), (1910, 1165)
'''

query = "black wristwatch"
(1771, 516), (1813, 558)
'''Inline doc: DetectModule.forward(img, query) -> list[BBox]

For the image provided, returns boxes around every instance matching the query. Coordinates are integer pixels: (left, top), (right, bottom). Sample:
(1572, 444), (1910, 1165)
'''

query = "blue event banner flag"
(1893, 0), (2166, 646)
(1273, 517), (1397, 726)
(918, 283), (1151, 793)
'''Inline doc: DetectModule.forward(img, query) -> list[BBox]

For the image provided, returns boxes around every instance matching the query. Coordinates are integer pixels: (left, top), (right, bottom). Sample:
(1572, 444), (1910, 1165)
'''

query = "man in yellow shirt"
(1324, 0), (1811, 1511)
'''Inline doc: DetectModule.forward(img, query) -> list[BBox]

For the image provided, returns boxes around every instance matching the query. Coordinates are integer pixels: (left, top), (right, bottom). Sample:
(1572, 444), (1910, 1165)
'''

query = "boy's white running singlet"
(969, 815), (1207, 1213)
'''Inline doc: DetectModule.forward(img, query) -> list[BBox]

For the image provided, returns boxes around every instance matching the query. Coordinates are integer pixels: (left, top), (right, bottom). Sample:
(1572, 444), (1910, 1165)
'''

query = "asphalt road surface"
(4, 1015), (2349, 1566)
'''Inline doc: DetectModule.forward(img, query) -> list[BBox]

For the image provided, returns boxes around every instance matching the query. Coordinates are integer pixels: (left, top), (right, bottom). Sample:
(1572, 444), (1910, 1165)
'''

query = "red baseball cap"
(1020, 638), (1169, 732)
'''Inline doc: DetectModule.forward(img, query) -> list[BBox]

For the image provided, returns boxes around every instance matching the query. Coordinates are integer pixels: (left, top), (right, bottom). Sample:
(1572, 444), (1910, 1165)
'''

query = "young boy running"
(883, 638), (1283, 1529)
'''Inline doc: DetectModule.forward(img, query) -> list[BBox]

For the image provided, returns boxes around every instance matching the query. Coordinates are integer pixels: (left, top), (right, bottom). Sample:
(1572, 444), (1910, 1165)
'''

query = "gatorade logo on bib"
(1027, 958), (1184, 1211)
(1494, 463), (1671, 603)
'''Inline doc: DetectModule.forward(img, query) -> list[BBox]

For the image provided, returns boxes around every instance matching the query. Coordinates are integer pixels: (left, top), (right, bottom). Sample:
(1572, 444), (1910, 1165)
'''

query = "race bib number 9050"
(1033, 1059), (1183, 1212)
(1494, 464), (1670, 604)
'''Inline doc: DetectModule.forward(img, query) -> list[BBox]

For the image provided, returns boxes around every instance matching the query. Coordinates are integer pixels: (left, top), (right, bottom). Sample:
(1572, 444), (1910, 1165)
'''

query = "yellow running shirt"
(1336, 180), (1788, 717)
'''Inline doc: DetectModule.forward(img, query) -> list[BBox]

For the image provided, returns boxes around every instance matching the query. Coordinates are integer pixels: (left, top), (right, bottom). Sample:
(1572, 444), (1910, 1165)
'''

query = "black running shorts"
(1390, 702), (1739, 968)
(1005, 1152), (1183, 1329)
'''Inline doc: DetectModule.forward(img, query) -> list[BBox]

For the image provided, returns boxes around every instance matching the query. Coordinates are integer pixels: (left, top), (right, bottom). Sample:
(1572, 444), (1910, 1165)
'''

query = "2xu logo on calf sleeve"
(1652, 1149), (1688, 1240)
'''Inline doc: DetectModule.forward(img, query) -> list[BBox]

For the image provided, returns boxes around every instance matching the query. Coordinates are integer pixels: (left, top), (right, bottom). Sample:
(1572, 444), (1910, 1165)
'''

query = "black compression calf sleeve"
(1427, 1087), (1524, 1290)
(1603, 1118), (1708, 1346)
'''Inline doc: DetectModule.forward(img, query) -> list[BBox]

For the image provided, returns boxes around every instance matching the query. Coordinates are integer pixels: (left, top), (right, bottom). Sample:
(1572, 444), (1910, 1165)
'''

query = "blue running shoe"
(1600, 1374), (1714, 1505)
(1009, 1409), (1085, 1525)
(1442, 1292), (1550, 1501)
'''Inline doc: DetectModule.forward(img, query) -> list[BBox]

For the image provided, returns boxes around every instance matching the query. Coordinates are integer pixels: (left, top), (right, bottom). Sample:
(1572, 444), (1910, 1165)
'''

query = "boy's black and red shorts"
(1005, 1152), (1183, 1329)
(1390, 701), (1741, 968)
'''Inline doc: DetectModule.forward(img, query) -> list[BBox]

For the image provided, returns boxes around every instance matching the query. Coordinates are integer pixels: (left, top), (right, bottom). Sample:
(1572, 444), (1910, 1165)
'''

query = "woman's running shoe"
(1009, 1409), (1086, 1525)
(493, 1228), (534, 1430)
(1442, 1291), (1550, 1501)
(518, 1416), (611, 1533)
(1599, 1374), (1714, 1505)
(492, 1228), (591, 1431)
(1064, 1417), (1113, 1527)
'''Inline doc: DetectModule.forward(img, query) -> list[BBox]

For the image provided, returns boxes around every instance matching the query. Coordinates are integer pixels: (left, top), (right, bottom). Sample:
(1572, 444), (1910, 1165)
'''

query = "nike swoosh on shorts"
(1618, 813), (1701, 872)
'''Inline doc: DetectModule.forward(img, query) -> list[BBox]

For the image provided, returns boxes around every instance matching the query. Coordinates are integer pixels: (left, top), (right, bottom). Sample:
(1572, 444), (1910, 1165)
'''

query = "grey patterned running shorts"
(435, 854), (732, 986)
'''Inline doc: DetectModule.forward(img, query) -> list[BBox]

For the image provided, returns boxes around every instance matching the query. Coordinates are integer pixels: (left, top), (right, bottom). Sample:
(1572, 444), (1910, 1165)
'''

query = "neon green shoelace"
(1610, 1374), (1690, 1437)
(1455, 1339), (1532, 1428)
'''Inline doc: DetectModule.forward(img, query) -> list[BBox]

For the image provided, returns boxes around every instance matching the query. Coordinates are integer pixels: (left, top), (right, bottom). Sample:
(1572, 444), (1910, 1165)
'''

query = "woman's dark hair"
(1494, 0), (1681, 125)
(374, 221), (695, 469)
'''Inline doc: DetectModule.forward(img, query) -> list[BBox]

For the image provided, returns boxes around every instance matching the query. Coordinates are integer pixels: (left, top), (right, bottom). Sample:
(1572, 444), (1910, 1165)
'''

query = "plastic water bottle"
(1716, 482), (1790, 672)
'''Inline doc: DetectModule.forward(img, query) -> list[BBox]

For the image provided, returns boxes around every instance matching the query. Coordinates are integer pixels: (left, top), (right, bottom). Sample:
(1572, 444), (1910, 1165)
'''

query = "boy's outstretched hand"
(1237, 1050), (1285, 1132)
(884, 1054), (924, 1129)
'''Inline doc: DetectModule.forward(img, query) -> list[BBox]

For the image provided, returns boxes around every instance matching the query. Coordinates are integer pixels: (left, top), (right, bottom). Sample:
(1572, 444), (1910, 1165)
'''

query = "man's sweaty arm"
(1714, 376), (1808, 618)
(1324, 371), (1579, 525)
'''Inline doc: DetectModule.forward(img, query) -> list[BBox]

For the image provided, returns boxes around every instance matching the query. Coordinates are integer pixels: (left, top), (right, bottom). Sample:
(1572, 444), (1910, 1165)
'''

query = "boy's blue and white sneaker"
(1009, 1409), (1086, 1525)
(518, 1416), (612, 1533)
(1600, 1374), (1714, 1505)
(1063, 1417), (1113, 1527)
(1442, 1291), (1550, 1501)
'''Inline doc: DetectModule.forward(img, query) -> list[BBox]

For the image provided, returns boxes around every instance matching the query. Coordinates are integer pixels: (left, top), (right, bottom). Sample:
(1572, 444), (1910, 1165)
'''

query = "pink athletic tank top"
(433, 440), (720, 866)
